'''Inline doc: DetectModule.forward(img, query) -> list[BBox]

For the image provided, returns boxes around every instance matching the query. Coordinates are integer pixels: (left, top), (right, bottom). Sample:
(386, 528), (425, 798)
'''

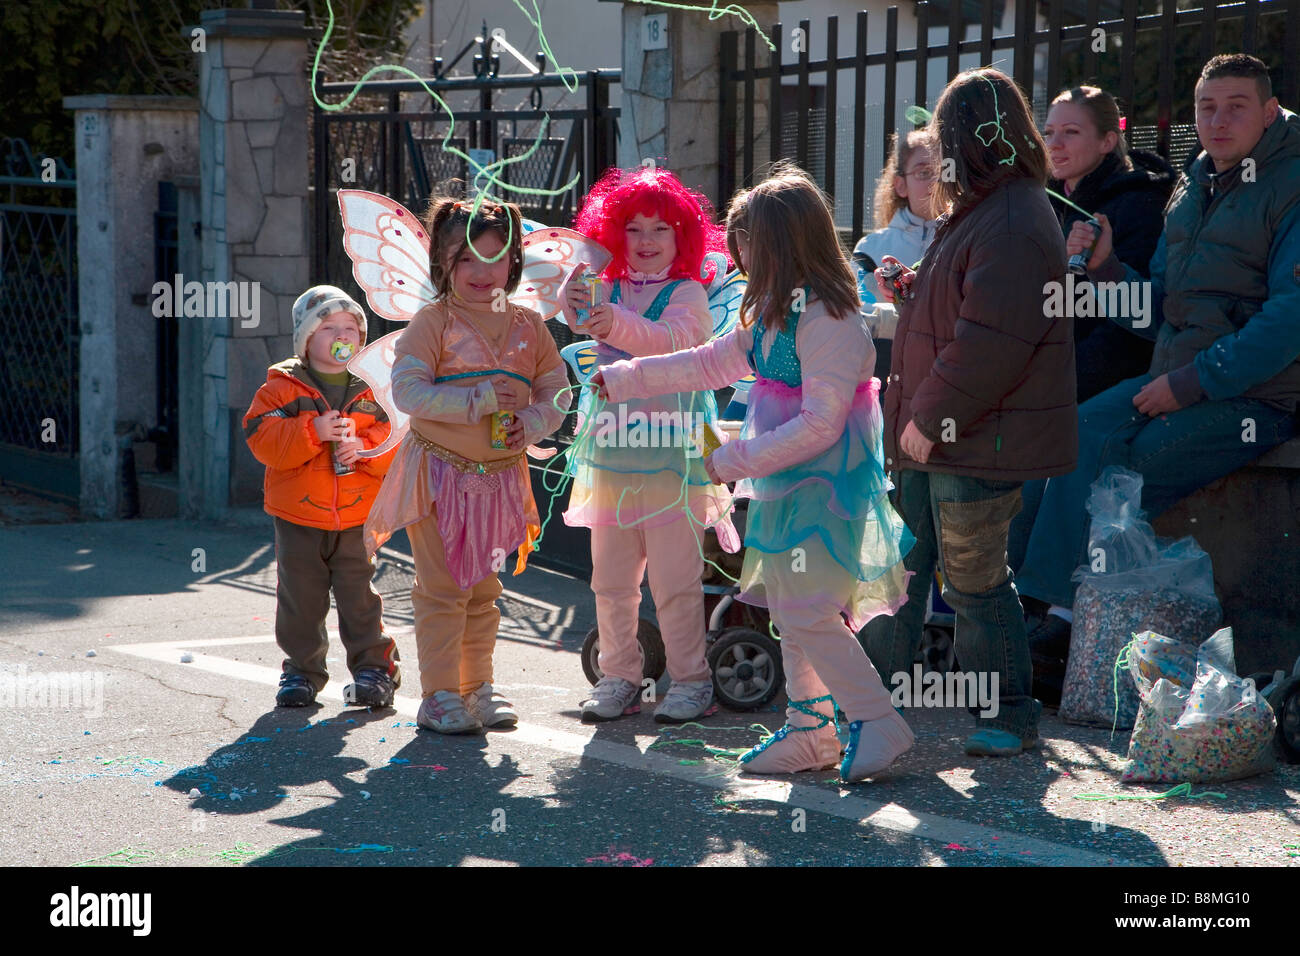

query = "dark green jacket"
(1095, 107), (1300, 411)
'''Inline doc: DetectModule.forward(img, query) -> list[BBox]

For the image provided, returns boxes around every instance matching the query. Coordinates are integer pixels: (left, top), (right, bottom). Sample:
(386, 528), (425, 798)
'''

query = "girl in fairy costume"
(559, 166), (739, 725)
(593, 165), (916, 782)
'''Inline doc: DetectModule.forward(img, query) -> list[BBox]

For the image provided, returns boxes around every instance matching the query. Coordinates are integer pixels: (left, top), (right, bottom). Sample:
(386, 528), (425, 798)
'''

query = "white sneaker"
(417, 690), (483, 734)
(654, 679), (714, 723)
(581, 676), (640, 722)
(463, 682), (518, 728)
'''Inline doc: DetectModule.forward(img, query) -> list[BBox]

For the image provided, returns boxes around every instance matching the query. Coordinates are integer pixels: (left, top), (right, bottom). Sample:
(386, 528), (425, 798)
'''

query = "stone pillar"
(195, 7), (311, 515)
(615, 1), (780, 209)
(62, 95), (199, 519)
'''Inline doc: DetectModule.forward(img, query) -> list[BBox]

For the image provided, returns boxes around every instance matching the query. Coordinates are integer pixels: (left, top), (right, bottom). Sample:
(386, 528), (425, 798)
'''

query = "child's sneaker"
(276, 673), (317, 707)
(654, 679), (714, 723)
(463, 682), (518, 728)
(580, 676), (640, 722)
(343, 668), (397, 708)
(417, 690), (482, 734)
(840, 711), (914, 782)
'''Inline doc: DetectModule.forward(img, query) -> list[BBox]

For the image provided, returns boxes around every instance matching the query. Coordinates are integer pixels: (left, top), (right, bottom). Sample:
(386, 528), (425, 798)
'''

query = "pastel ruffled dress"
(564, 277), (736, 543)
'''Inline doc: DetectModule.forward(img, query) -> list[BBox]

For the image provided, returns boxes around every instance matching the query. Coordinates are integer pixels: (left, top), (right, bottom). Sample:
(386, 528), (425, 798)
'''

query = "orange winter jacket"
(242, 358), (397, 530)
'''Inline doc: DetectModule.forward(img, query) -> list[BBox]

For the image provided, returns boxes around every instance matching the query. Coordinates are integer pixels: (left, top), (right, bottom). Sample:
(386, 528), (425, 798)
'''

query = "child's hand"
(900, 419), (935, 464)
(313, 409), (347, 441)
(335, 435), (364, 465)
(493, 377), (521, 411)
(565, 261), (592, 311)
(585, 304), (615, 338)
(588, 370), (610, 401)
(704, 454), (723, 485)
(874, 255), (916, 303)
(504, 413), (528, 450)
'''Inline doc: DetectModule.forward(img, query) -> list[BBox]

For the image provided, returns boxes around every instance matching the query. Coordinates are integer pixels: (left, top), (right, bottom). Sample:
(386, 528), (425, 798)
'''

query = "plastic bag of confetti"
(1061, 587), (1219, 729)
(1062, 467), (1220, 729)
(1122, 628), (1276, 783)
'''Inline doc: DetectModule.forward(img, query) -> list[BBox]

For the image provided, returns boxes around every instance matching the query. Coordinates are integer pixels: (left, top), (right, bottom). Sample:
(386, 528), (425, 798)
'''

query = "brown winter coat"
(883, 176), (1078, 480)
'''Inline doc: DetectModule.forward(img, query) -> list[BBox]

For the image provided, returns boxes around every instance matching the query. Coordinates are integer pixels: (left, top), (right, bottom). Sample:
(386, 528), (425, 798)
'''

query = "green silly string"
(626, 0), (775, 50)
(907, 91), (1098, 233)
(1111, 635), (1137, 740)
(1073, 783), (1229, 802)
(311, 0), (582, 265)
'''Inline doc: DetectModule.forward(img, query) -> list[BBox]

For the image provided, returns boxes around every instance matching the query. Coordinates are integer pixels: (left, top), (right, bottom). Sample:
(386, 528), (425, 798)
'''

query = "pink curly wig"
(572, 166), (730, 280)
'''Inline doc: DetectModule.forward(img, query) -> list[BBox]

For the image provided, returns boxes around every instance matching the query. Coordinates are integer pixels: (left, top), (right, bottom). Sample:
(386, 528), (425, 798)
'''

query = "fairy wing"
(338, 190), (437, 322)
(337, 189), (433, 458)
(513, 227), (612, 321)
(709, 268), (747, 340)
(346, 330), (409, 459)
(559, 340), (601, 385)
(722, 373), (755, 420)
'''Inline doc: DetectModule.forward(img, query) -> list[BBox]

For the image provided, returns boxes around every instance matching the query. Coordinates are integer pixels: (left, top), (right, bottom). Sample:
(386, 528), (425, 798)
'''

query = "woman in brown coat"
(874, 68), (1076, 756)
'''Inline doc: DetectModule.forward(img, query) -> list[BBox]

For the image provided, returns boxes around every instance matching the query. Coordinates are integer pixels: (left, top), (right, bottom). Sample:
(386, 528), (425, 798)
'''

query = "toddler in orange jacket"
(242, 285), (401, 708)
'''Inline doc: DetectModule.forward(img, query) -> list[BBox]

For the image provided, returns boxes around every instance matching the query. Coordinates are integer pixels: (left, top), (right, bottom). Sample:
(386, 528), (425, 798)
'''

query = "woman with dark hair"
(872, 68), (1076, 757)
(1044, 86), (1174, 401)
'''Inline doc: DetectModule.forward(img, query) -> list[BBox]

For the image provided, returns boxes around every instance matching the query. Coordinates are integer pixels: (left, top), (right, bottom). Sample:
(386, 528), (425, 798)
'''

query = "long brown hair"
(875, 128), (938, 228)
(1049, 86), (1131, 169)
(725, 162), (859, 333)
(929, 68), (1049, 217)
(422, 194), (525, 299)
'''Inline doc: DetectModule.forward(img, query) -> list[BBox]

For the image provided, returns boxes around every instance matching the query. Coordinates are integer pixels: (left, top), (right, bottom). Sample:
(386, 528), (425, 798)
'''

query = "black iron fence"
(312, 66), (620, 340)
(0, 137), (78, 498)
(719, 0), (1299, 237)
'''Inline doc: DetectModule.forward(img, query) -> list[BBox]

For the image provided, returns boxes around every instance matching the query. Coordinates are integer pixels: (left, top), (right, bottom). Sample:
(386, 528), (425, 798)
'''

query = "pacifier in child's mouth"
(330, 340), (356, 361)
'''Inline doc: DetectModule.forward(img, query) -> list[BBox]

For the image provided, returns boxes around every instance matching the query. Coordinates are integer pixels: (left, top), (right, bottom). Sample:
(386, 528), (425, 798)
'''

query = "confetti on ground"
(944, 843), (973, 851)
(584, 849), (654, 867)
(388, 758), (410, 764)
(180, 652), (194, 663)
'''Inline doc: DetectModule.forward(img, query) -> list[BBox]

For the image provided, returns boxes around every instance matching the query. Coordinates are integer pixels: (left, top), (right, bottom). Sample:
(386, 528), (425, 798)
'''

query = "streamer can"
(699, 421), (725, 458)
(877, 260), (913, 302)
(575, 270), (601, 325)
(1068, 218), (1101, 275)
(490, 411), (515, 449)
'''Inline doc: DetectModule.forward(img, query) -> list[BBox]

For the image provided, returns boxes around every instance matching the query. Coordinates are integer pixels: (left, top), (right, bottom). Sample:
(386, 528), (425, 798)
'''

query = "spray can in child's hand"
(1068, 218), (1101, 275)
(490, 411), (516, 449)
(574, 269), (601, 326)
(332, 417), (356, 475)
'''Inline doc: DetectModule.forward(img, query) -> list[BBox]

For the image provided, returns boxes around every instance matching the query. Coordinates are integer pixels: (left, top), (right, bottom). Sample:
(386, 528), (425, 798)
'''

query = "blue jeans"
(1016, 374), (1297, 608)
(872, 469), (1040, 739)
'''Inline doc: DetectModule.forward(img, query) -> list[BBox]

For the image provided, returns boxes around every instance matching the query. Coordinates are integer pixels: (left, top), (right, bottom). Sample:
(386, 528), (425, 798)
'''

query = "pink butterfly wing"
(514, 228), (611, 320)
(338, 190), (437, 323)
(348, 330), (409, 459)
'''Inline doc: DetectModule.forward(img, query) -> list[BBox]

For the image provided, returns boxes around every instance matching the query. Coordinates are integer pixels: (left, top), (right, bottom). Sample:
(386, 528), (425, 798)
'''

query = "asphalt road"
(1, 511), (1297, 868)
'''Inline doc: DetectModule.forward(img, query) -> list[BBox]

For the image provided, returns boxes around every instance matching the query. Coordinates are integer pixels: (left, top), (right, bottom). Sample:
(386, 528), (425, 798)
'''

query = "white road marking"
(106, 634), (1131, 867)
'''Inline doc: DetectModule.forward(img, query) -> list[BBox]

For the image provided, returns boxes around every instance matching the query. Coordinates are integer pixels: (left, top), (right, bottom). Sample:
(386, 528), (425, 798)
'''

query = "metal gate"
(0, 138), (78, 499)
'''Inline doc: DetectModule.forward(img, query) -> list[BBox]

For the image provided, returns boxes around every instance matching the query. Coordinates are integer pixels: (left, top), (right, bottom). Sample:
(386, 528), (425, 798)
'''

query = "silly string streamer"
(625, 0), (775, 51)
(311, 0), (583, 265)
(906, 91), (1096, 219)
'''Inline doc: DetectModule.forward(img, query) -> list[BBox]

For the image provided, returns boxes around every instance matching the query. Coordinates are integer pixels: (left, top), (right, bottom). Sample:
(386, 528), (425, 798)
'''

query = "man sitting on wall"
(1015, 53), (1300, 701)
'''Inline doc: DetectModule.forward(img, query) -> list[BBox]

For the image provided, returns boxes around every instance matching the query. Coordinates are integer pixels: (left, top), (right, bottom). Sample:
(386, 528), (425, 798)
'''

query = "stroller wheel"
(707, 627), (783, 711)
(580, 620), (667, 686)
(1265, 676), (1300, 764)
